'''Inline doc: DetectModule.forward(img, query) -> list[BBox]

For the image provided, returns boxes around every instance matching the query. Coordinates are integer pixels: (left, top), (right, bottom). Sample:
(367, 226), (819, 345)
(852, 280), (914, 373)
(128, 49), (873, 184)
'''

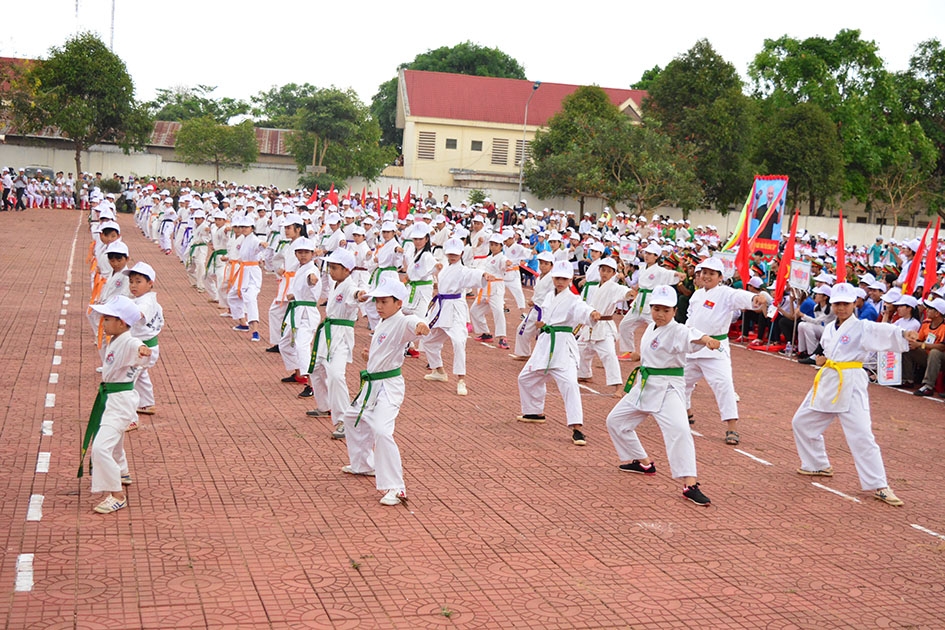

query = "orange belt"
(88, 274), (106, 313)
(234, 261), (260, 297)
(96, 317), (106, 349)
(86, 241), (96, 266)
(475, 279), (498, 305)
(279, 271), (296, 302)
(224, 260), (239, 290)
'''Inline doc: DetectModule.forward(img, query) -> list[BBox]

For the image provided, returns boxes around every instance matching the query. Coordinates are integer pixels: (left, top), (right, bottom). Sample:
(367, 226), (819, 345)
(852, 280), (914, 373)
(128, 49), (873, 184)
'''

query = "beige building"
(395, 69), (645, 190)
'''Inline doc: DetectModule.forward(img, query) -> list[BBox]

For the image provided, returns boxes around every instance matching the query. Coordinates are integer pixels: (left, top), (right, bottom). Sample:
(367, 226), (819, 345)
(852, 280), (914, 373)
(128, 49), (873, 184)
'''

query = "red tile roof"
(401, 70), (646, 126)
(148, 121), (290, 156)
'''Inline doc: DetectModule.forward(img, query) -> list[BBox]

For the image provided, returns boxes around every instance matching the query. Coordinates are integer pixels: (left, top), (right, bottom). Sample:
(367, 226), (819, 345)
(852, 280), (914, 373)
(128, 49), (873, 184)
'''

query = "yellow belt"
(812, 360), (863, 404)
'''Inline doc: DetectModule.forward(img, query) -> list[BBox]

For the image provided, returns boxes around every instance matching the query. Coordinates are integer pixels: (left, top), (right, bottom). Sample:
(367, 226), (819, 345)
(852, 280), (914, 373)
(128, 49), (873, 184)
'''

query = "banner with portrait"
(748, 175), (789, 255)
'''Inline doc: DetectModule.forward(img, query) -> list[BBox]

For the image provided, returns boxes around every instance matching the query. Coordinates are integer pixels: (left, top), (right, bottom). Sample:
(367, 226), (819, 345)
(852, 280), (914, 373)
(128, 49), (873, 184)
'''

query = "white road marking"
(60, 309), (67, 316)
(54, 341), (62, 350)
(36, 453), (50, 473)
(62, 300), (68, 306)
(733, 448), (773, 466)
(59, 319), (66, 326)
(812, 482), (861, 503)
(44, 394), (55, 408)
(41, 421), (53, 436)
(26, 495), (44, 521)
(52, 356), (61, 365)
(57, 329), (64, 336)
(15, 554), (34, 592)
(911, 524), (945, 541)
(49, 373), (58, 384)
(690, 430), (704, 437)
(64, 293), (70, 298)
(578, 384), (601, 395)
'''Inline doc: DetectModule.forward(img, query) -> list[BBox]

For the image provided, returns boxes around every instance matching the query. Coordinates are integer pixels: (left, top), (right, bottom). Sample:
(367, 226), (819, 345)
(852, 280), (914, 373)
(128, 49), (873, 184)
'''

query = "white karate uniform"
(342, 311), (424, 492)
(227, 233), (264, 323)
(517, 288), (596, 426)
(186, 221), (211, 289)
(578, 278), (628, 386)
(618, 264), (679, 352)
(204, 223), (229, 302)
(514, 272), (554, 357)
(470, 252), (508, 338)
(403, 250), (437, 316)
(309, 274), (362, 424)
(792, 317), (908, 490)
(684, 285), (755, 421)
(363, 239), (402, 330)
(279, 260), (320, 374)
(797, 305), (836, 355)
(606, 320), (705, 479)
(503, 243), (530, 310)
(268, 238), (301, 345)
(421, 262), (486, 376)
(129, 292), (164, 408)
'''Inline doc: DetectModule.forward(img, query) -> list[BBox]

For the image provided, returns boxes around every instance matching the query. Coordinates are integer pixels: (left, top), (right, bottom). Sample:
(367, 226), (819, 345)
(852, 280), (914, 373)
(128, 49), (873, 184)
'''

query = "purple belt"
(518, 305), (542, 336)
(427, 293), (462, 327)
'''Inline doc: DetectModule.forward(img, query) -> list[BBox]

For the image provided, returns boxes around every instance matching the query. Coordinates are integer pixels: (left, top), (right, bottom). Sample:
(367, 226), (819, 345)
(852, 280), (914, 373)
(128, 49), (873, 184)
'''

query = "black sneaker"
(571, 429), (587, 446)
(914, 385), (933, 397)
(798, 356), (816, 365)
(266, 345), (280, 353)
(306, 409), (331, 417)
(281, 374), (299, 383)
(298, 385), (314, 398)
(683, 483), (711, 506)
(619, 460), (656, 475)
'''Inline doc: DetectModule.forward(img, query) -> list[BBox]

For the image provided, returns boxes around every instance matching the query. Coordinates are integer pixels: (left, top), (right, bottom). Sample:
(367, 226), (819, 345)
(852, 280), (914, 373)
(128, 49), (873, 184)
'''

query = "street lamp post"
(518, 80), (541, 200)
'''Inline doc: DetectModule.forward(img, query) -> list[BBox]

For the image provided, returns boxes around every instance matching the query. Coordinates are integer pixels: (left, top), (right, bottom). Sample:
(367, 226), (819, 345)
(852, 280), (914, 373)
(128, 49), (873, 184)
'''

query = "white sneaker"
(95, 367), (103, 373)
(424, 372), (448, 382)
(456, 381), (467, 396)
(380, 489), (407, 506)
(341, 465), (375, 476)
(93, 494), (127, 514)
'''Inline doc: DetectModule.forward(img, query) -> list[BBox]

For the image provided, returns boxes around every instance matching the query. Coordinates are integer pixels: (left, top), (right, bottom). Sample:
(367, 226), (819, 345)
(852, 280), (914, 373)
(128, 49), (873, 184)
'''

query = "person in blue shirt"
(856, 288), (879, 321)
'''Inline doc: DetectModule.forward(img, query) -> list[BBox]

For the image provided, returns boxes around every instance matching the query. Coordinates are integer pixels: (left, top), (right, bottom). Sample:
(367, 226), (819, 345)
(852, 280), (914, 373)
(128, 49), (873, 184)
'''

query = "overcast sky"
(3, 0), (943, 109)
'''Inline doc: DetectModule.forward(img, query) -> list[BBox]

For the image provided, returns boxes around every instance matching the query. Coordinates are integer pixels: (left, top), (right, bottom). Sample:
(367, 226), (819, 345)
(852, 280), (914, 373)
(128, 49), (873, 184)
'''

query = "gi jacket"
(522, 288), (595, 373)
(626, 320), (705, 413)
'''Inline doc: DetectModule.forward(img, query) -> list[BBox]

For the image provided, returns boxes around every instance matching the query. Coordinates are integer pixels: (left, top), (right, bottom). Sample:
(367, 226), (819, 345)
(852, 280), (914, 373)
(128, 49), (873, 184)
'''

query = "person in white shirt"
(470, 234), (510, 349)
(577, 258), (633, 395)
(618, 242), (684, 355)
(512, 252), (556, 360)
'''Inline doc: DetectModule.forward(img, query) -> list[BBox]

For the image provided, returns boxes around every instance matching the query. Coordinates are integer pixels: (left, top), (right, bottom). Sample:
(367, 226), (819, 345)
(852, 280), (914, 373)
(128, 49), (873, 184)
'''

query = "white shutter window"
(491, 138), (509, 165)
(515, 139), (531, 165)
(417, 131), (436, 160)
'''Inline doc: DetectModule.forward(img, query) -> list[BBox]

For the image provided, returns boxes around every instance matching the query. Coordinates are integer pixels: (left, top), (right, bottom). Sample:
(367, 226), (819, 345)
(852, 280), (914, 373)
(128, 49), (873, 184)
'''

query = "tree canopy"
(250, 83), (320, 128)
(146, 85), (249, 124)
(174, 116), (259, 181)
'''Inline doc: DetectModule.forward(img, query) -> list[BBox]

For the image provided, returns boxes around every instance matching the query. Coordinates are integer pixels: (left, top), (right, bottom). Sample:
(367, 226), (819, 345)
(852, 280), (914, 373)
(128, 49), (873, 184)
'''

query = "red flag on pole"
(327, 184), (339, 206)
(771, 209), (800, 319)
(361, 187), (366, 204)
(835, 210), (846, 284)
(922, 217), (941, 299)
(305, 185), (319, 206)
(345, 188), (352, 201)
(735, 211), (752, 287)
(902, 223), (931, 296)
(397, 186), (411, 220)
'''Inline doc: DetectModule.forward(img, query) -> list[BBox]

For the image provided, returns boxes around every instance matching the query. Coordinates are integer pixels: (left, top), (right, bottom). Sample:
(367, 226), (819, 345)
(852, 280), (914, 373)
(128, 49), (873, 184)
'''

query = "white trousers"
(618, 311), (652, 353)
(504, 277), (526, 309)
(279, 322), (315, 374)
(90, 390), (137, 493)
(228, 284), (260, 323)
(578, 337), (623, 386)
(470, 284), (506, 337)
(606, 389), (697, 479)
(421, 324), (468, 375)
(514, 307), (541, 357)
(684, 353), (739, 420)
(205, 260), (225, 302)
(187, 248), (208, 288)
(310, 351), (351, 424)
(517, 364), (584, 426)
(269, 300), (288, 345)
(792, 391), (888, 490)
(134, 346), (159, 408)
(342, 384), (405, 492)
(797, 322), (825, 355)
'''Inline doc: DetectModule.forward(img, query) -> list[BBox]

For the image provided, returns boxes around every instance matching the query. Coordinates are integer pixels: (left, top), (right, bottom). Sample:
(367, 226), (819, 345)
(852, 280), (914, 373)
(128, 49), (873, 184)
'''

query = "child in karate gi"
(516, 260), (601, 446)
(205, 211), (230, 304)
(278, 237), (321, 391)
(80, 296), (152, 513)
(512, 251), (556, 360)
(226, 215), (266, 341)
(88, 241), (132, 356)
(792, 282), (916, 506)
(342, 278), (430, 506)
(403, 223), (437, 358)
(605, 285), (720, 506)
(422, 238), (494, 396)
(124, 263), (164, 425)
(578, 258), (633, 396)
(618, 242), (684, 355)
(185, 210), (210, 291)
(502, 230), (530, 320)
(470, 234), (510, 349)
(363, 222), (403, 330)
(267, 214), (305, 352)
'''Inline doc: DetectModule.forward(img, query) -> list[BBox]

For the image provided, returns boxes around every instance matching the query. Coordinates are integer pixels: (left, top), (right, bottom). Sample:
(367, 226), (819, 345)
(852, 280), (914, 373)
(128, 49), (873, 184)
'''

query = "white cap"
(283, 213), (304, 226)
(589, 242), (605, 253)
(696, 257), (725, 273)
(548, 231), (562, 242)
(91, 295), (142, 326)
(828, 282), (856, 304)
(212, 210), (228, 220)
(123, 262), (156, 281)
(444, 238), (464, 256)
(536, 251), (555, 263)
(326, 212), (342, 225)
(99, 220), (121, 233)
(550, 260), (574, 278)
(858, 273), (876, 285)
(380, 221), (397, 232)
(351, 225), (366, 236)
(599, 258), (617, 270)
(104, 241), (129, 256)
(748, 276), (763, 289)
(924, 297), (945, 315)
(867, 281), (887, 292)
(293, 237), (316, 251)
(905, 239), (921, 252)
(649, 285), (678, 307)
(893, 295), (918, 308)
(813, 285), (832, 297)
(854, 288), (867, 300)
(325, 248), (356, 270)
(881, 288), (903, 304)
(489, 233), (505, 244)
(410, 222), (432, 238)
(192, 210), (206, 220)
(366, 277), (408, 301)
(642, 243), (662, 256)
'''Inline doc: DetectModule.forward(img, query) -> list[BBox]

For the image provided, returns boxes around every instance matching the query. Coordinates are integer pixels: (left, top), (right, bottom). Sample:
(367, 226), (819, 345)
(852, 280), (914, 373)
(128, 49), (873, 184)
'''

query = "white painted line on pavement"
(690, 430), (704, 437)
(59, 319), (66, 326)
(60, 309), (67, 316)
(52, 356), (61, 365)
(911, 524), (945, 541)
(62, 300), (68, 306)
(49, 373), (58, 384)
(812, 482), (861, 503)
(41, 421), (53, 436)
(64, 293), (70, 298)
(578, 384), (601, 395)
(26, 495), (44, 521)
(15, 554), (34, 592)
(57, 329), (64, 336)
(54, 340), (62, 350)
(733, 448), (773, 466)
(36, 453), (50, 473)
(44, 394), (55, 408)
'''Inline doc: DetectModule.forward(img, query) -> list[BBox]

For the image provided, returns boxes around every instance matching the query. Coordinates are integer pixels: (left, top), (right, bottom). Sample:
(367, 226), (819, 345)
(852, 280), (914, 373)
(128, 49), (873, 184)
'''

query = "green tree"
(631, 65), (662, 90)
(5, 32), (152, 177)
(146, 84), (248, 124)
(174, 116), (259, 181)
(251, 83), (319, 128)
(645, 39), (756, 209)
(371, 42), (527, 148)
(869, 121), (939, 230)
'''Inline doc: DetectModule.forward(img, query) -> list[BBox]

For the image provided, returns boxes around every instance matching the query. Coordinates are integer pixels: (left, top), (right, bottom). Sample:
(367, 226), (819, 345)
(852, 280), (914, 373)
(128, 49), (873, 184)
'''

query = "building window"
(515, 139), (531, 165)
(445, 138), (457, 150)
(417, 131), (436, 160)
(855, 216), (867, 224)
(470, 140), (483, 152)
(491, 138), (509, 165)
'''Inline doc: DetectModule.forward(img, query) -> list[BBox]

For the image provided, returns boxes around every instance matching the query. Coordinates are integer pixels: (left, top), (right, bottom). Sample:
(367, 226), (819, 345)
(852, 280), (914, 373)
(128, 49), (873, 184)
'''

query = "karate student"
(684, 257), (768, 445)
(267, 214), (305, 352)
(470, 234), (510, 348)
(512, 251), (556, 360)
(306, 248), (362, 439)
(502, 229), (529, 319)
(88, 241), (132, 355)
(403, 223), (437, 357)
(185, 210), (210, 291)
(204, 211), (230, 303)
(80, 296), (153, 513)
(792, 282), (917, 506)
(606, 285), (721, 506)
(342, 278), (431, 506)
(277, 237), (321, 391)
(123, 262), (164, 425)
(226, 215), (266, 342)
(516, 260), (602, 446)
(422, 238), (495, 396)
(578, 258), (632, 396)
(618, 242), (684, 355)
(315, 211), (346, 300)
(363, 221), (403, 330)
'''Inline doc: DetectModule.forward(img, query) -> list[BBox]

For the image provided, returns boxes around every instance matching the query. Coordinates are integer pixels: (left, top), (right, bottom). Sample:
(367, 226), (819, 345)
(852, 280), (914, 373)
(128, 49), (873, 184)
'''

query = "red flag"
(835, 210), (846, 284)
(735, 211), (752, 287)
(772, 209), (800, 319)
(361, 187), (366, 203)
(397, 186), (411, 220)
(304, 185), (319, 206)
(922, 217), (941, 299)
(344, 188), (351, 201)
(902, 223), (931, 296)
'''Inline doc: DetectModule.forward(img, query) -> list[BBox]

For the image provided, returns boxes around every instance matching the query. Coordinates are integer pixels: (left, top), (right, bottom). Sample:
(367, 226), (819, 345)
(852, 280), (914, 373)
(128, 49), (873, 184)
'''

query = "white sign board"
(789, 259), (812, 291)
(714, 252), (737, 281)
(877, 351), (902, 386)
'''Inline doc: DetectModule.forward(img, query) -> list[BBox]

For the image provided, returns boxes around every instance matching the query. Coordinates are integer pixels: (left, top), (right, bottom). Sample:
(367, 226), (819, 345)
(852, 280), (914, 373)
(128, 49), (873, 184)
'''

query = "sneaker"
(474, 333), (494, 342)
(796, 467), (834, 477)
(618, 352), (633, 361)
(516, 414), (546, 423)
(93, 494), (127, 514)
(619, 460), (656, 475)
(405, 348), (420, 358)
(306, 409), (332, 417)
(798, 356), (817, 365)
(331, 423), (346, 439)
(380, 489), (407, 506)
(266, 344), (281, 353)
(136, 406), (156, 415)
(456, 381), (467, 396)
(232, 324), (250, 332)
(874, 487), (904, 506)
(251, 332), (260, 342)
(120, 474), (133, 486)
(914, 385), (933, 397)
(95, 366), (103, 373)
(219, 312), (233, 317)
(125, 421), (138, 432)
(571, 428), (587, 446)
(298, 385), (314, 398)
(497, 339), (510, 350)
(281, 374), (299, 383)
(683, 483), (711, 506)
(511, 355), (529, 361)
(424, 372), (448, 382)
(341, 465), (375, 476)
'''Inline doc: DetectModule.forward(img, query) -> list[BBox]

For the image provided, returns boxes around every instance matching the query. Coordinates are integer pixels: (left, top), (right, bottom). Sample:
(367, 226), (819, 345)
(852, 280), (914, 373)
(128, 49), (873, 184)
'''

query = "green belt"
(276, 239), (291, 252)
(624, 366), (684, 393)
(187, 241), (207, 265)
(408, 279), (434, 302)
(206, 248), (227, 270)
(143, 336), (159, 348)
(539, 324), (574, 374)
(309, 318), (356, 371)
(581, 280), (599, 301)
(710, 334), (728, 341)
(281, 300), (320, 334)
(635, 287), (653, 313)
(77, 382), (136, 477)
(370, 266), (398, 286)
(352, 367), (402, 426)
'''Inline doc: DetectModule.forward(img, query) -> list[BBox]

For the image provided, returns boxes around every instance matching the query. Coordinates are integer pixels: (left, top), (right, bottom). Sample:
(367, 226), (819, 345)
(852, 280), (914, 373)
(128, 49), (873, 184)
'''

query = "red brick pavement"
(1, 208), (944, 629)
